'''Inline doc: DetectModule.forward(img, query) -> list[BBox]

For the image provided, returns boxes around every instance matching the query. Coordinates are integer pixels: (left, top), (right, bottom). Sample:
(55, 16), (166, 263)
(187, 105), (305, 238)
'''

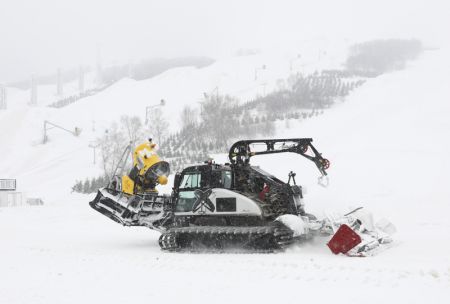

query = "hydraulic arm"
(228, 138), (330, 176)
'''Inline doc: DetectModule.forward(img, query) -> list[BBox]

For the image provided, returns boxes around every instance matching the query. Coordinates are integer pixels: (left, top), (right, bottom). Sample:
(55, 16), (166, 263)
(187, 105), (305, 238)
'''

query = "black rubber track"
(159, 221), (293, 252)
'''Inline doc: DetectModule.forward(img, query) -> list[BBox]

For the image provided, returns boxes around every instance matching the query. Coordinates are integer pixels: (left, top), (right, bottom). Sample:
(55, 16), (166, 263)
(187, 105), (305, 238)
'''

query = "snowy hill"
(0, 44), (350, 201)
(1, 46), (450, 303)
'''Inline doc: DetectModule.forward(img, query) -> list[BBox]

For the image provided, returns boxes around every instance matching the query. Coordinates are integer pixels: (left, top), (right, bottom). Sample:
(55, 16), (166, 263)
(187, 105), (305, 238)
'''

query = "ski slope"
(1, 48), (450, 303)
(0, 45), (349, 201)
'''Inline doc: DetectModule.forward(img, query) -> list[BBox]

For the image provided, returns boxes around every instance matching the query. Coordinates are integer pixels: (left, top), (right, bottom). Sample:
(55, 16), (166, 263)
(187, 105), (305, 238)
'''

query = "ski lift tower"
(30, 74), (37, 106)
(0, 84), (6, 110)
(57, 68), (64, 97)
(127, 60), (133, 78)
(96, 45), (103, 86)
(78, 65), (85, 94)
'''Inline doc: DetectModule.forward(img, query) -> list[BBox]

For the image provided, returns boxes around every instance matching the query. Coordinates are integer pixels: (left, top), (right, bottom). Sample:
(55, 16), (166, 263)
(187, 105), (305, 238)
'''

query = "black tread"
(158, 222), (293, 252)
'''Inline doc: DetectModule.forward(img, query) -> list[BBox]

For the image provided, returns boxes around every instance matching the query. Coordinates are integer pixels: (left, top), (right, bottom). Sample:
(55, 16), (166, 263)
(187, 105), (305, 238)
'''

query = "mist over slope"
(0, 44), (350, 201)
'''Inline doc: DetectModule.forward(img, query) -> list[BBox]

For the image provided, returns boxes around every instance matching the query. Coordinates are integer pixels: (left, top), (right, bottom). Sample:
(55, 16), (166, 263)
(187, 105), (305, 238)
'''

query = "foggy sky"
(0, 0), (448, 83)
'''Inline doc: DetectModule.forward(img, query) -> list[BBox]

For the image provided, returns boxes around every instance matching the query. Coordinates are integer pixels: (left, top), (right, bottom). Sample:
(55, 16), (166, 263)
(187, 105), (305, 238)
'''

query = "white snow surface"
(275, 214), (307, 236)
(1, 48), (450, 303)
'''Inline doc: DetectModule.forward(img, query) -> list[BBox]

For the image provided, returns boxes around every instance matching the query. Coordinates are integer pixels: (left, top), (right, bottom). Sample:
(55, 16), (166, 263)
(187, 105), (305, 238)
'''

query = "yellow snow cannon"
(121, 140), (170, 195)
(89, 139), (171, 227)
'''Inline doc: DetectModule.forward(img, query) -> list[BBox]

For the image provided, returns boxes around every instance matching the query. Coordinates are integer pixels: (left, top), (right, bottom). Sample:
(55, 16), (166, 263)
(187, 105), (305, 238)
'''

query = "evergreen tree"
(83, 179), (91, 194)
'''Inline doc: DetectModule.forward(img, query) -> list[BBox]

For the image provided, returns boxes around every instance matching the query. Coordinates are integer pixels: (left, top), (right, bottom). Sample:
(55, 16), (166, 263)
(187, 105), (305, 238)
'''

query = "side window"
(221, 171), (232, 189)
(175, 191), (196, 212)
(179, 173), (201, 189)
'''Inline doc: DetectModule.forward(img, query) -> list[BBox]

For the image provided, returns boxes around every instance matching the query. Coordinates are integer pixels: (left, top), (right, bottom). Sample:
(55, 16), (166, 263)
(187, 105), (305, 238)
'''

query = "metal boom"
(228, 138), (330, 176)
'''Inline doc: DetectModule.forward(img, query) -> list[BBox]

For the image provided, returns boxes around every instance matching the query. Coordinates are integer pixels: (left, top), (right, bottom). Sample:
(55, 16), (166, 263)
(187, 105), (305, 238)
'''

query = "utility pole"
(88, 141), (100, 165)
(145, 99), (166, 125)
(261, 82), (267, 97)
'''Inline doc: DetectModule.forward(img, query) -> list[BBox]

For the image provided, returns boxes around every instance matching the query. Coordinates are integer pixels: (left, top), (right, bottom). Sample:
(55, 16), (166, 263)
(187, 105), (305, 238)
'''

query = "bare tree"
(240, 111), (257, 137)
(97, 122), (127, 178)
(261, 120), (275, 136)
(200, 94), (239, 144)
(120, 115), (144, 145)
(180, 105), (198, 129)
(147, 108), (169, 145)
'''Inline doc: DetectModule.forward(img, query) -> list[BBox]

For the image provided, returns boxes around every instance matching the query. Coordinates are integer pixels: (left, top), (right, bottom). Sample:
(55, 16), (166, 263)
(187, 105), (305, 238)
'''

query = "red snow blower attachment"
(327, 224), (362, 254)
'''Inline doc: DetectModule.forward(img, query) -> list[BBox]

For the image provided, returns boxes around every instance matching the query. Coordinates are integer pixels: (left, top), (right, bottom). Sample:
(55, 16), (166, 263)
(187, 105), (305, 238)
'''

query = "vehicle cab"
(172, 163), (233, 213)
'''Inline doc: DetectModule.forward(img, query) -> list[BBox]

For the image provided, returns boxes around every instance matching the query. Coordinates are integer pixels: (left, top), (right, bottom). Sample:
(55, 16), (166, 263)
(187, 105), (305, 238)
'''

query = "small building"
(0, 179), (25, 207)
(0, 191), (24, 207)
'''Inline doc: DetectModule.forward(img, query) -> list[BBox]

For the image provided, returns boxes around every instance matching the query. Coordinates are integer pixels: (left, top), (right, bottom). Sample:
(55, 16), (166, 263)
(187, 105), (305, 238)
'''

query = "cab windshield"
(175, 169), (232, 212)
(178, 170), (232, 190)
(179, 172), (202, 189)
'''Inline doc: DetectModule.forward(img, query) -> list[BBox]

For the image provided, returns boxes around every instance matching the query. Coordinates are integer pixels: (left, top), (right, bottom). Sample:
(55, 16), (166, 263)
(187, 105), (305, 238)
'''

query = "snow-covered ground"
(1, 47), (450, 303)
